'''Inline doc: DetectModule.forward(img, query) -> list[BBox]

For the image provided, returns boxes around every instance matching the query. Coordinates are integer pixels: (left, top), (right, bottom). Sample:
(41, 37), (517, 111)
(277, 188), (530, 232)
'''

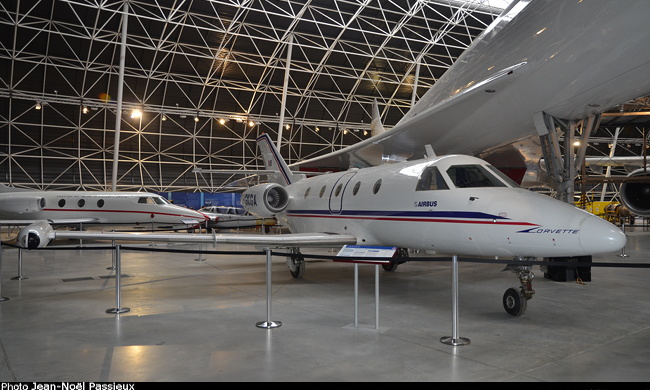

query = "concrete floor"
(0, 226), (649, 382)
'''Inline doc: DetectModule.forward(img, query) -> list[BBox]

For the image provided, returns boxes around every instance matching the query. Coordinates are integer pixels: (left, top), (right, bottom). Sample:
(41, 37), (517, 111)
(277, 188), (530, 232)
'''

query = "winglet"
(256, 134), (304, 186)
(370, 99), (386, 137)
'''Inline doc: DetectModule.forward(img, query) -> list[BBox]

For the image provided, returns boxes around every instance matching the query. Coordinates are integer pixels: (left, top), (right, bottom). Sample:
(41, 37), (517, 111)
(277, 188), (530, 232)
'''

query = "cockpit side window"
(153, 196), (169, 205)
(416, 166), (449, 191)
(486, 165), (520, 188)
(446, 165), (508, 188)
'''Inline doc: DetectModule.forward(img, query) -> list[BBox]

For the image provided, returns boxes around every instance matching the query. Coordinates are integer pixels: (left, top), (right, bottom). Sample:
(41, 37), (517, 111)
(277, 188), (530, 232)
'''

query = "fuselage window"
(373, 179), (382, 194)
(304, 187), (311, 199)
(58, 199), (65, 207)
(334, 183), (343, 197)
(352, 181), (361, 196)
(77, 199), (85, 207)
(97, 199), (105, 208)
(416, 166), (449, 191)
(446, 165), (508, 188)
(138, 197), (147, 204)
(319, 185), (326, 198)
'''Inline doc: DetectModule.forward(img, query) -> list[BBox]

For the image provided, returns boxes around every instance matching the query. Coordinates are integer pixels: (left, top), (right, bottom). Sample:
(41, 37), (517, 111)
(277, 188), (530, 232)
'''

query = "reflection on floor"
(0, 226), (649, 382)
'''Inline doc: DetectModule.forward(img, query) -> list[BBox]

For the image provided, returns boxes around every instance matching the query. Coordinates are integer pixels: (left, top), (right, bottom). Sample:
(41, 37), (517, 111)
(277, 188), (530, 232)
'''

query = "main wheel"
(382, 262), (398, 272)
(287, 249), (305, 278)
(503, 287), (527, 316)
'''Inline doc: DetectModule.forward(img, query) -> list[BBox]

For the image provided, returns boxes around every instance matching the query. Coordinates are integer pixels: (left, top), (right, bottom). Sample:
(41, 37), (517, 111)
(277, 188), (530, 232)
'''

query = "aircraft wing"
(291, 0), (650, 171)
(42, 228), (358, 249)
(0, 218), (100, 225)
(292, 62), (527, 170)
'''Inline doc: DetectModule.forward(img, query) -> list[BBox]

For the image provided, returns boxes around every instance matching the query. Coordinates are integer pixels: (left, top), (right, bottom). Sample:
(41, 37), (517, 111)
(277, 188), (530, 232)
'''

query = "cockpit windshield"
(446, 164), (511, 188)
(153, 196), (170, 205)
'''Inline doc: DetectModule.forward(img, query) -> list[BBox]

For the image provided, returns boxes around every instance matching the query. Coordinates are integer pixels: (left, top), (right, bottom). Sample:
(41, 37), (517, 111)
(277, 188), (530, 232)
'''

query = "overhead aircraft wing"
(293, 62), (527, 170)
(291, 0), (650, 171)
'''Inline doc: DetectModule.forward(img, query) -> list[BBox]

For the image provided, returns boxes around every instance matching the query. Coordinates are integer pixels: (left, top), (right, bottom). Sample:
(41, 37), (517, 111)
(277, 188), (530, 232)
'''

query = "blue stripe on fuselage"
(287, 209), (508, 219)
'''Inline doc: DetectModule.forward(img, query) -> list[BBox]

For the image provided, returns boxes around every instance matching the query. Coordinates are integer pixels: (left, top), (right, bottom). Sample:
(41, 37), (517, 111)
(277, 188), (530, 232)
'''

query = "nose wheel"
(502, 260), (535, 316)
(503, 287), (527, 316)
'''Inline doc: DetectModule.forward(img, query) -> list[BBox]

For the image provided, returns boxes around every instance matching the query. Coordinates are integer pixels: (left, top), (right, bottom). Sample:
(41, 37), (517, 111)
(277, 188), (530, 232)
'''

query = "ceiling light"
(130, 109), (142, 119)
(35, 102), (42, 110)
(218, 118), (226, 125)
(161, 114), (167, 121)
(82, 106), (88, 114)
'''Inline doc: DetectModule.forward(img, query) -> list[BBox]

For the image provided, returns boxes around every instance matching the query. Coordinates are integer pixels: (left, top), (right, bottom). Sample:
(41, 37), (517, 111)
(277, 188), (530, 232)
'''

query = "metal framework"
(0, 0), (503, 192)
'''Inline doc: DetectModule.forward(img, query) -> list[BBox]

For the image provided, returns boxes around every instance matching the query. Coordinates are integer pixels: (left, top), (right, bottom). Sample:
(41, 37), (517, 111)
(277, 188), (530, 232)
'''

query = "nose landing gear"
(502, 260), (535, 316)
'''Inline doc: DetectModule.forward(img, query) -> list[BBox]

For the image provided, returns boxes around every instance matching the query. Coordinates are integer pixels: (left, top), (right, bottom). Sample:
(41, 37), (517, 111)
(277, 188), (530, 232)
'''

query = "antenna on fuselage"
(425, 144), (436, 158)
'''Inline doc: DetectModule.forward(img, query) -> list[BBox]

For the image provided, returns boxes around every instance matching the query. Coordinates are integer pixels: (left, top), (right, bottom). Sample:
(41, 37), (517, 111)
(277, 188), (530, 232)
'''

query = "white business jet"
(16, 133), (625, 316)
(13, 0), (647, 316)
(0, 184), (209, 230)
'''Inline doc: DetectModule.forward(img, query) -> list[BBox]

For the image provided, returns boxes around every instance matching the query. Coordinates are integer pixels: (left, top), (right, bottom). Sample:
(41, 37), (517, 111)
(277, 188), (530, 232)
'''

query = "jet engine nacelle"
(16, 221), (55, 249)
(241, 183), (289, 218)
(1, 195), (46, 214)
(620, 168), (650, 216)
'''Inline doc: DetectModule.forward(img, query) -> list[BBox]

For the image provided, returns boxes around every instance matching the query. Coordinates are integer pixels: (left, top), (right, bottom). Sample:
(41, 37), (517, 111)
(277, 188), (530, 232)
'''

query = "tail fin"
(256, 134), (304, 186)
(370, 99), (386, 137)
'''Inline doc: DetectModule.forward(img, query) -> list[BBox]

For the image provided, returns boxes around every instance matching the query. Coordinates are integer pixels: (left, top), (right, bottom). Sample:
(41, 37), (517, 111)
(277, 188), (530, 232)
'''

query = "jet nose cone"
(579, 215), (626, 254)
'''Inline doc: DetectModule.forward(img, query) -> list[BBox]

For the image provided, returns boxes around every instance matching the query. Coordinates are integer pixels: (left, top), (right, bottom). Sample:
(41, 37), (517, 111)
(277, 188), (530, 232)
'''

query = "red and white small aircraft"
(0, 184), (208, 230)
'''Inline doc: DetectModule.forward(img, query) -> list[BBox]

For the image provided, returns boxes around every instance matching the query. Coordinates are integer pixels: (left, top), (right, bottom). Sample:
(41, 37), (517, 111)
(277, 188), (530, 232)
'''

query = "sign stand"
(337, 245), (395, 333)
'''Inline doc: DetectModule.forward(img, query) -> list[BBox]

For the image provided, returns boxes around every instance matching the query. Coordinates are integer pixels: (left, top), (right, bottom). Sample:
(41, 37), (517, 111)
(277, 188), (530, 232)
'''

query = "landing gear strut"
(502, 258), (535, 316)
(382, 247), (409, 272)
(287, 247), (305, 278)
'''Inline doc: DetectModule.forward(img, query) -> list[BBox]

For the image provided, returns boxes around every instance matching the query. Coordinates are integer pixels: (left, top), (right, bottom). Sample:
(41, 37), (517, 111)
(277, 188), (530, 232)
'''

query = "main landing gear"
(287, 247), (305, 278)
(382, 247), (409, 272)
(502, 258), (535, 316)
(286, 247), (410, 278)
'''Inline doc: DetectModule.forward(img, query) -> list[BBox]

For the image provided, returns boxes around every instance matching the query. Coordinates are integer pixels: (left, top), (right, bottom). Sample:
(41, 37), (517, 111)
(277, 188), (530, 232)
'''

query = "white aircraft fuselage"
(243, 152), (625, 259)
(0, 189), (209, 228)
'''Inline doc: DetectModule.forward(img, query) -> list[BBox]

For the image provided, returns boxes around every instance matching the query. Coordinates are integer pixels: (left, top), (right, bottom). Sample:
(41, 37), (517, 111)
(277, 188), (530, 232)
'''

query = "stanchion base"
(256, 321), (282, 329)
(618, 254), (629, 257)
(440, 336), (470, 346)
(194, 258), (206, 262)
(11, 276), (27, 280)
(106, 266), (116, 270)
(0, 297), (9, 302)
(106, 307), (130, 314)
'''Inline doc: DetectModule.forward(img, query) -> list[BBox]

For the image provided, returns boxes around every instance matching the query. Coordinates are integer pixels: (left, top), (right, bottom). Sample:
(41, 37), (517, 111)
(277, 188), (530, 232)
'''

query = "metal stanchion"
(354, 263), (359, 328)
(195, 243), (205, 261)
(11, 248), (28, 280)
(106, 245), (130, 314)
(107, 240), (116, 270)
(374, 264), (379, 329)
(256, 248), (281, 329)
(0, 242), (10, 302)
(441, 254), (470, 346)
(619, 223), (629, 257)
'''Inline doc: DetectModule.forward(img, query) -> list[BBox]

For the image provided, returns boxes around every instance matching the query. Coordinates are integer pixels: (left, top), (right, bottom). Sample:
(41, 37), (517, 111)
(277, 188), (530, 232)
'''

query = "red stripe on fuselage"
(42, 208), (206, 220)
